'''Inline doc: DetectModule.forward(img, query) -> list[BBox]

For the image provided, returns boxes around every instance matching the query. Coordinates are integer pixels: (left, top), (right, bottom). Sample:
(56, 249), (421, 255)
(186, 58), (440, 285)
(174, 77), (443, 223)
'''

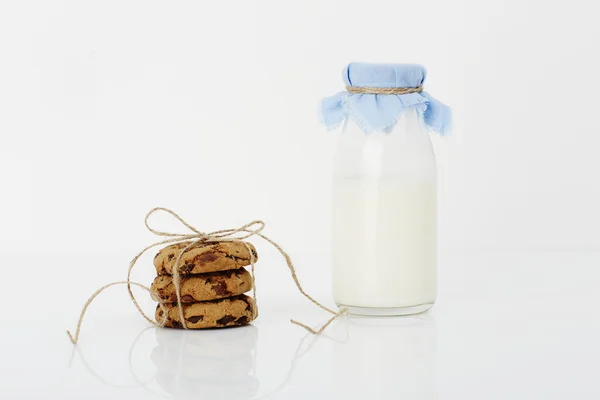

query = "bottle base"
(336, 303), (434, 317)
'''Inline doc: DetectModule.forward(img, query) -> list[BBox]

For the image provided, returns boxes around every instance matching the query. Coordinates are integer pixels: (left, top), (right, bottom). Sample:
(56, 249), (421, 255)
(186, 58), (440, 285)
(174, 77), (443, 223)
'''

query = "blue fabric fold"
(321, 63), (452, 135)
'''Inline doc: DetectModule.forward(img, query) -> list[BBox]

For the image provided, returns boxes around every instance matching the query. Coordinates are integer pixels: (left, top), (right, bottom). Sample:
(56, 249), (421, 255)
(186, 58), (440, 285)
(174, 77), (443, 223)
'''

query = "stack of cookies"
(151, 241), (259, 329)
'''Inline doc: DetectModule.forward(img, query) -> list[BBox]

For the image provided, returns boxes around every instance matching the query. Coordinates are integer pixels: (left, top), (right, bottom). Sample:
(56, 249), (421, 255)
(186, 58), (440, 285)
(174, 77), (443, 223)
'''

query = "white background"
(3, 0), (600, 258)
(1, 1), (599, 399)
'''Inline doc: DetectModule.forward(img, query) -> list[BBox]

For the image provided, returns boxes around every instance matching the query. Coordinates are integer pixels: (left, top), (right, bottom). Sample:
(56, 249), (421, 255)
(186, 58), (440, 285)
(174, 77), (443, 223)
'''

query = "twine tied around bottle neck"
(66, 207), (347, 344)
(345, 85), (423, 95)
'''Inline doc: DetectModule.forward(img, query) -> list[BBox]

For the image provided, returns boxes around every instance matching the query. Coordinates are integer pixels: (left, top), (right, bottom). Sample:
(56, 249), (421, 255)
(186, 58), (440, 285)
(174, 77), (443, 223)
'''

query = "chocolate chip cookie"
(154, 241), (258, 275)
(156, 294), (258, 329)
(151, 268), (253, 303)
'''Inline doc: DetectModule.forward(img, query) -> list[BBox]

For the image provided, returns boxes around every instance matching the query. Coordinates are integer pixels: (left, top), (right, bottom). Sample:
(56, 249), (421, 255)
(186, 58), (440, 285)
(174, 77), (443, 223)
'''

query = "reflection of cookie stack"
(152, 326), (260, 399)
(151, 241), (259, 329)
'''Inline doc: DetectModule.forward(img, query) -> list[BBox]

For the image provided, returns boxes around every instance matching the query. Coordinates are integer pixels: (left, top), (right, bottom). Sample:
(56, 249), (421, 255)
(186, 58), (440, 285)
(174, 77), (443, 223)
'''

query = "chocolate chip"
(181, 295), (194, 302)
(216, 315), (236, 325)
(180, 263), (194, 274)
(211, 281), (232, 297)
(171, 320), (183, 329)
(159, 293), (170, 301)
(187, 315), (204, 323)
(167, 253), (175, 261)
(235, 316), (249, 325)
(197, 252), (218, 263)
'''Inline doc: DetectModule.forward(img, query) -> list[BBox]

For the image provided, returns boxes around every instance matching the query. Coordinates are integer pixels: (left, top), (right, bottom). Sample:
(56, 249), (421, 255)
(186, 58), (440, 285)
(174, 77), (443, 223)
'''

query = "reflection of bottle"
(151, 326), (259, 399)
(331, 315), (436, 399)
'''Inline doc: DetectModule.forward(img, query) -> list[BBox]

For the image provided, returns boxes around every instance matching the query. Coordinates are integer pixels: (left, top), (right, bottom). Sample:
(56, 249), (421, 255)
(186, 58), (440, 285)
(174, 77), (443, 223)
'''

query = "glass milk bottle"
(321, 63), (451, 316)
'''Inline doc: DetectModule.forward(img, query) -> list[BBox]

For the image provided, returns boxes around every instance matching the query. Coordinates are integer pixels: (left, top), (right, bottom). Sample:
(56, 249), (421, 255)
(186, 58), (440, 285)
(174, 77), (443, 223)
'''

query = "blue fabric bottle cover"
(321, 63), (452, 135)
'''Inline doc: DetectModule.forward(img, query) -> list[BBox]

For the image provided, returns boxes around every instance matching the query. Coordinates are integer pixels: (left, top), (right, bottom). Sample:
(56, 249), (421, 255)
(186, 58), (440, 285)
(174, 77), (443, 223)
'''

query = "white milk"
(332, 177), (437, 311)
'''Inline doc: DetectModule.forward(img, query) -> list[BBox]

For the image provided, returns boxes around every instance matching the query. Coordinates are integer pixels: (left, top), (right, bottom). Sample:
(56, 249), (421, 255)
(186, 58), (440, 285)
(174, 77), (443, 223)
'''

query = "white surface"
(1, 251), (599, 399)
(1, 0), (600, 257)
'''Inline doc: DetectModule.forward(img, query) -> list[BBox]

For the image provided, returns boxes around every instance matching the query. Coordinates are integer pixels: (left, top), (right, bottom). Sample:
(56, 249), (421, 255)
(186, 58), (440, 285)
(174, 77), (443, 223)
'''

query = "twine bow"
(67, 207), (347, 344)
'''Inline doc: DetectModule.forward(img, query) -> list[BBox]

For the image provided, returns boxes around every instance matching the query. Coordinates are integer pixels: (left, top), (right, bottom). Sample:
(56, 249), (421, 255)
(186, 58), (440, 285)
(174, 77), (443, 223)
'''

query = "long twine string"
(345, 85), (423, 95)
(67, 207), (346, 344)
